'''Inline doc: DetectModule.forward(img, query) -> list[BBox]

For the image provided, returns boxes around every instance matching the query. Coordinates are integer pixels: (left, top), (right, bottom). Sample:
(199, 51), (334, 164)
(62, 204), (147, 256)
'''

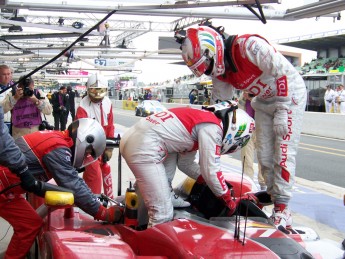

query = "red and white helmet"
(203, 100), (255, 154)
(181, 26), (225, 77)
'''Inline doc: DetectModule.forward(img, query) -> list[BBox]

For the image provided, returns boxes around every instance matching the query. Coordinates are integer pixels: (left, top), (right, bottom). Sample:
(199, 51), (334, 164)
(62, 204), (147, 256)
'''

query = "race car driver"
(76, 73), (115, 199)
(0, 118), (123, 259)
(177, 23), (307, 229)
(120, 101), (255, 227)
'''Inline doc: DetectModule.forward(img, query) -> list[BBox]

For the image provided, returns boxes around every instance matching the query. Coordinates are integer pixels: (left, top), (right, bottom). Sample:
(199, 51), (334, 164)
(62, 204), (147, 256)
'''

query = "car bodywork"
(28, 170), (345, 259)
(135, 100), (167, 117)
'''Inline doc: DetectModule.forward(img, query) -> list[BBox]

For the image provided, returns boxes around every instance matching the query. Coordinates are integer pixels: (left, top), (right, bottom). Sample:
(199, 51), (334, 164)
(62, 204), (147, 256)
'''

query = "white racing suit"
(324, 88), (335, 113)
(120, 107), (228, 227)
(336, 89), (345, 114)
(212, 35), (307, 205)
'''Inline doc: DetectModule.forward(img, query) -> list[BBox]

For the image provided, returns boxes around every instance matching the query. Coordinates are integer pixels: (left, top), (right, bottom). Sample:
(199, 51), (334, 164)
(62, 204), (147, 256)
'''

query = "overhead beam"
(284, 0), (345, 20)
(2, 1), (281, 13)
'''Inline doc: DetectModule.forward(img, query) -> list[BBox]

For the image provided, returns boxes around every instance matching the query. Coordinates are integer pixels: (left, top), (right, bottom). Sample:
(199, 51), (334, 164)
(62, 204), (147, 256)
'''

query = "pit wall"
(114, 100), (345, 140)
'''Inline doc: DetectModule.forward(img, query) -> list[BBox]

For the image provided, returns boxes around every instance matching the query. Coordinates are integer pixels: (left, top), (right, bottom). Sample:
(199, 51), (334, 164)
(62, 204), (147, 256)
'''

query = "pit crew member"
(0, 118), (123, 259)
(120, 102), (254, 227)
(177, 24), (307, 229)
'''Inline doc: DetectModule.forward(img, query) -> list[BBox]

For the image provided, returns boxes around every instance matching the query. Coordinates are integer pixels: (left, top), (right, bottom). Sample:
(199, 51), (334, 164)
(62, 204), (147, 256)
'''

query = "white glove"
(273, 109), (288, 136)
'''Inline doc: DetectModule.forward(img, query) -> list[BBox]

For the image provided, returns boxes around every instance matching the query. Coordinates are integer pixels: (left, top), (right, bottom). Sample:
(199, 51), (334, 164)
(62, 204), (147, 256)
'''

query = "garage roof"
(275, 29), (345, 51)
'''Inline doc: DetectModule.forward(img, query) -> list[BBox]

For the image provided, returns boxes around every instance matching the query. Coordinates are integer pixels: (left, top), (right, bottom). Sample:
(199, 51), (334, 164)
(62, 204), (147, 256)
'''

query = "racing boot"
(270, 203), (292, 231)
(171, 191), (190, 208)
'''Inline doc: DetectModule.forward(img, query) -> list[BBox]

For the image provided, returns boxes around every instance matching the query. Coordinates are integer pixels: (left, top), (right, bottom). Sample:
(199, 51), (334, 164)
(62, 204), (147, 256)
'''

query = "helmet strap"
(214, 105), (238, 140)
(224, 35), (238, 73)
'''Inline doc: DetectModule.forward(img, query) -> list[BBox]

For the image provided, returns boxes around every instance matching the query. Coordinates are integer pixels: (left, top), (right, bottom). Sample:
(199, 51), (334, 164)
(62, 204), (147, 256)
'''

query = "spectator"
(147, 91), (152, 100)
(76, 74), (115, 199)
(67, 85), (76, 121)
(46, 90), (53, 104)
(0, 118), (123, 258)
(119, 92), (123, 100)
(120, 103), (255, 227)
(324, 85), (335, 113)
(238, 91), (266, 190)
(51, 86), (70, 130)
(188, 89), (197, 104)
(1, 76), (52, 140)
(179, 25), (307, 230)
(156, 91), (162, 102)
(0, 65), (14, 126)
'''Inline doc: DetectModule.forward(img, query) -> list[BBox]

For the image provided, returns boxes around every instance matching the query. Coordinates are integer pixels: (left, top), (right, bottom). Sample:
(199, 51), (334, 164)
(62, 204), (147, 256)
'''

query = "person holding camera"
(51, 86), (70, 130)
(1, 76), (52, 140)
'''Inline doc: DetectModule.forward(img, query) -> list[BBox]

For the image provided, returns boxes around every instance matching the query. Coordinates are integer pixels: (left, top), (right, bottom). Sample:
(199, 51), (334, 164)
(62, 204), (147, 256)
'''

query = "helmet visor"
(188, 55), (212, 77)
(88, 88), (107, 99)
(78, 144), (97, 169)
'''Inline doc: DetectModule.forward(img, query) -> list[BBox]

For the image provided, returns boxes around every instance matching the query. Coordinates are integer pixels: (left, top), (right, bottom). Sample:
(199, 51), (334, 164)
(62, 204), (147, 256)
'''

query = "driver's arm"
(196, 123), (229, 197)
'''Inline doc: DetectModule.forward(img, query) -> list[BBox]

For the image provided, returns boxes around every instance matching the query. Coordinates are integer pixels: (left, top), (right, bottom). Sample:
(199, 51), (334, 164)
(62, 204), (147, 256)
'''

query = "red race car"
(26, 170), (344, 259)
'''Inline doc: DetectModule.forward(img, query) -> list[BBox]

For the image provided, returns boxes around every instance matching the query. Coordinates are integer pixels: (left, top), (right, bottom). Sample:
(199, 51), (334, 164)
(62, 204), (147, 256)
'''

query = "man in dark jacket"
(67, 85), (76, 121)
(51, 86), (70, 130)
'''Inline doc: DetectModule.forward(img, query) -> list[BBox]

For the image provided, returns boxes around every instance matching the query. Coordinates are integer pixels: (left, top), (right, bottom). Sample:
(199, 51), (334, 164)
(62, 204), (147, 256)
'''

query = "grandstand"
(272, 29), (345, 112)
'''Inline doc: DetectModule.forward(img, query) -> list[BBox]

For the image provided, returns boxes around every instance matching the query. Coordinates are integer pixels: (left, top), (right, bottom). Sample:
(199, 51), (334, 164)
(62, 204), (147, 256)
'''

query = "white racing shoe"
(171, 192), (190, 208)
(270, 204), (292, 232)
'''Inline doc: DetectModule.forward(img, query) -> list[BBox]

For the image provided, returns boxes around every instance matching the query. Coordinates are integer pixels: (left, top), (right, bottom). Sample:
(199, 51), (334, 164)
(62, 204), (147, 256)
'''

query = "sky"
(126, 0), (345, 84)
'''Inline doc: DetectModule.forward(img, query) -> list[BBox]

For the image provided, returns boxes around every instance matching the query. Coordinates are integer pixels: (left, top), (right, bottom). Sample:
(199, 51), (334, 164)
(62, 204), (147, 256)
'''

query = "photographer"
(51, 86), (70, 130)
(1, 76), (52, 140)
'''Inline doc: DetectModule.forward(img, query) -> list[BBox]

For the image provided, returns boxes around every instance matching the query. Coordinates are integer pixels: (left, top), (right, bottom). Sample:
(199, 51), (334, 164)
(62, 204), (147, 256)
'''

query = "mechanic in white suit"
(335, 84), (345, 114)
(324, 85), (335, 113)
(178, 24), (307, 230)
(120, 102), (254, 227)
(76, 74), (115, 198)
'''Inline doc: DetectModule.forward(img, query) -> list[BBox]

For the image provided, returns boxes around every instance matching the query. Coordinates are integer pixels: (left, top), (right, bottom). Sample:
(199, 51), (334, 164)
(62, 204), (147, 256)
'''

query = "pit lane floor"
(0, 123), (344, 258)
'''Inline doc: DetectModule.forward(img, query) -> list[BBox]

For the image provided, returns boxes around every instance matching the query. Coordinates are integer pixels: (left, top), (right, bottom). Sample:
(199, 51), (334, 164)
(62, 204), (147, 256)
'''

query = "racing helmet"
(87, 73), (108, 102)
(181, 26), (225, 77)
(68, 118), (106, 169)
(203, 100), (255, 154)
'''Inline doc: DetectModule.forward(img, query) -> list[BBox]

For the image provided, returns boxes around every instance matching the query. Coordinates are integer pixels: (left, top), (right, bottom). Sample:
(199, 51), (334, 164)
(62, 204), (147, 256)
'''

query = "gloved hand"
(273, 109), (289, 136)
(219, 189), (237, 216)
(102, 148), (113, 162)
(19, 170), (45, 197)
(240, 193), (259, 204)
(94, 205), (124, 223)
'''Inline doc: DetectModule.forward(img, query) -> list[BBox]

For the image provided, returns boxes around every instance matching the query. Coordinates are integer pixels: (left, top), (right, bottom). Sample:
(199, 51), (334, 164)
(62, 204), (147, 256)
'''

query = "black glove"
(19, 170), (45, 197)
